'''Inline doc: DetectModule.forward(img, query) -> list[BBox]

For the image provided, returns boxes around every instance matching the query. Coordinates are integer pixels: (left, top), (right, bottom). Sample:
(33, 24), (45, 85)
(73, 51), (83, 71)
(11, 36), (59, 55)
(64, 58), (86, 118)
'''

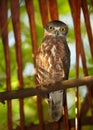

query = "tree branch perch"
(0, 76), (93, 103)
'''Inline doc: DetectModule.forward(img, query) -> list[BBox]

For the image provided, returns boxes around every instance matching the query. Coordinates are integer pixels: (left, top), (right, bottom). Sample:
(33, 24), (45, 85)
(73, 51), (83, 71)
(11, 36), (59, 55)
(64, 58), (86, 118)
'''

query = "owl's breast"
(36, 36), (70, 83)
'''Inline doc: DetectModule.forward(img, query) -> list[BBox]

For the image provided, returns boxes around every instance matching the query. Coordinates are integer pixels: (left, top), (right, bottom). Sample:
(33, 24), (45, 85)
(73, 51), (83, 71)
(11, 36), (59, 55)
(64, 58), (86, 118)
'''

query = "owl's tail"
(49, 90), (64, 121)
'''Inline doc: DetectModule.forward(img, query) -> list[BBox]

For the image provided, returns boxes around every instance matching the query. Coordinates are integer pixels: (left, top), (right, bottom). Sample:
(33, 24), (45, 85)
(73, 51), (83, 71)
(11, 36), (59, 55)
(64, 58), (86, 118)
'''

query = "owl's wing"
(62, 41), (70, 80)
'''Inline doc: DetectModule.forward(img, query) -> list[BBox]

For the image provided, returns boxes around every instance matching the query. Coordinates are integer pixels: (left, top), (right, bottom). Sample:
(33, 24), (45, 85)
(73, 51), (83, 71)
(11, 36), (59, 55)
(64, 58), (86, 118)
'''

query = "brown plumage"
(36, 20), (70, 121)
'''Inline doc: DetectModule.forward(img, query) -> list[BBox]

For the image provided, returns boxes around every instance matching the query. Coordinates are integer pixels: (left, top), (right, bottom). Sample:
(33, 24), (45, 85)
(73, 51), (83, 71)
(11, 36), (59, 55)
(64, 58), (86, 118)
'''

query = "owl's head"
(44, 20), (68, 37)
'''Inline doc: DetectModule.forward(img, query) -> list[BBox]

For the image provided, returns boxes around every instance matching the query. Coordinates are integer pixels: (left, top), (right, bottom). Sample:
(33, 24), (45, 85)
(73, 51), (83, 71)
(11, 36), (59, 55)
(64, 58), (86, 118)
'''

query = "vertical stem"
(0, 0), (12, 130)
(10, 0), (25, 129)
(68, 0), (81, 129)
(25, 0), (44, 130)
(80, 38), (93, 118)
(81, 0), (93, 60)
(39, 0), (49, 26)
(64, 90), (69, 130)
(48, 0), (58, 20)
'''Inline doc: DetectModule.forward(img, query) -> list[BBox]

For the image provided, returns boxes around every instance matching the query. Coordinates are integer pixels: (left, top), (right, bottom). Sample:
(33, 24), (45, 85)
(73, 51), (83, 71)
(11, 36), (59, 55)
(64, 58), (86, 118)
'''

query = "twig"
(0, 76), (93, 103)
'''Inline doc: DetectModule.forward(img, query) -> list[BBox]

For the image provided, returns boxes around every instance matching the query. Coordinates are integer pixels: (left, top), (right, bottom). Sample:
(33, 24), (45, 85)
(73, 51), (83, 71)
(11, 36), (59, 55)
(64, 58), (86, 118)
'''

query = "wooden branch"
(0, 76), (93, 103)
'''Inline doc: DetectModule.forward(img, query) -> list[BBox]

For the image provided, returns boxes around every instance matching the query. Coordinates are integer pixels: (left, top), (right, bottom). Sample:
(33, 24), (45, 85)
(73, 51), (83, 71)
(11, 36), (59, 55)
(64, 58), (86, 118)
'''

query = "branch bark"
(0, 76), (93, 103)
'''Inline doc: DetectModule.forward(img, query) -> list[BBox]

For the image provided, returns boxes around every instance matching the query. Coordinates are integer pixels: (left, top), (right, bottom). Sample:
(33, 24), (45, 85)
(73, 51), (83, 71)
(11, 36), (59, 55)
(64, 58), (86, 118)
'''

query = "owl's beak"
(55, 30), (59, 36)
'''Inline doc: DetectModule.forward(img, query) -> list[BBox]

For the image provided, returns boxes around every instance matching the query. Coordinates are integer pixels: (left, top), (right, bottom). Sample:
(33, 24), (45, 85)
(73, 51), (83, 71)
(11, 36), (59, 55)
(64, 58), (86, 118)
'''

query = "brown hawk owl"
(36, 20), (70, 121)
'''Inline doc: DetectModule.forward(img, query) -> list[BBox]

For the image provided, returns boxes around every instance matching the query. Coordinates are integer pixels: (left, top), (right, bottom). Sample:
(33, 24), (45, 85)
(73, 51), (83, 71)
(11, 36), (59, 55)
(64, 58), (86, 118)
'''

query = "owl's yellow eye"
(48, 26), (54, 30)
(60, 27), (66, 32)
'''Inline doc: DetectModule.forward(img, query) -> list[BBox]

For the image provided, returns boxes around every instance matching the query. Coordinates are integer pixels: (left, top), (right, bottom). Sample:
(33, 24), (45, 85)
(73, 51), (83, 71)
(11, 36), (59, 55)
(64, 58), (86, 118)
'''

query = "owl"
(36, 20), (70, 121)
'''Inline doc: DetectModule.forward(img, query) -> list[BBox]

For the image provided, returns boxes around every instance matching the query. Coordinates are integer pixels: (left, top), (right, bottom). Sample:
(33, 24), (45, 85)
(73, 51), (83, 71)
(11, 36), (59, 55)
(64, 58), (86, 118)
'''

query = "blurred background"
(0, 0), (93, 129)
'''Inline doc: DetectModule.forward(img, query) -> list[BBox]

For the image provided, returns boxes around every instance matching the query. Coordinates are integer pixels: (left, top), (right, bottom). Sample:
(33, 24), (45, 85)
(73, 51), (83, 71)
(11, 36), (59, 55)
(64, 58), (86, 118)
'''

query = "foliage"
(0, 0), (93, 129)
